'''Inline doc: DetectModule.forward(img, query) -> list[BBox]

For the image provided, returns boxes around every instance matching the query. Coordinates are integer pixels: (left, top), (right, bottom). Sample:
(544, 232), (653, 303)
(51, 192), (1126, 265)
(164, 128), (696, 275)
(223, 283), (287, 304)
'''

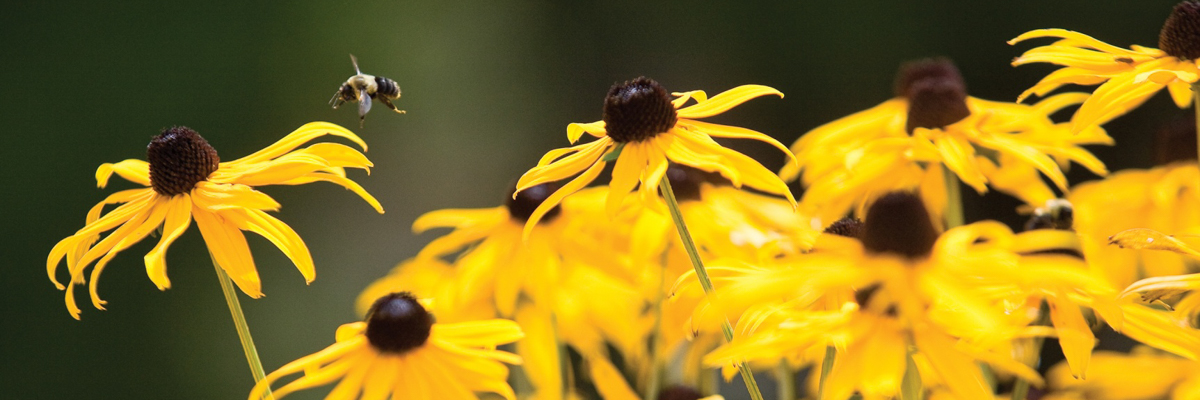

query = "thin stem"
(645, 253), (669, 400)
(817, 346), (835, 399)
(659, 176), (765, 400)
(1011, 303), (1050, 400)
(943, 165), (964, 229)
(210, 252), (272, 398)
(1193, 83), (1200, 171)
(900, 346), (922, 400)
(775, 360), (794, 400)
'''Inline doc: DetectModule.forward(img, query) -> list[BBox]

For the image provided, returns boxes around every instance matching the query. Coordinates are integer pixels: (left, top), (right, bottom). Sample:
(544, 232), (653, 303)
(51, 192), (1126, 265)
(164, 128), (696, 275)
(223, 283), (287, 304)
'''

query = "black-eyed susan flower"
(248, 292), (523, 400)
(514, 77), (796, 236)
(781, 59), (1109, 226)
(1070, 119), (1200, 288)
(1010, 1), (1200, 131)
(411, 182), (606, 318)
(46, 123), (382, 319)
(702, 193), (1040, 400)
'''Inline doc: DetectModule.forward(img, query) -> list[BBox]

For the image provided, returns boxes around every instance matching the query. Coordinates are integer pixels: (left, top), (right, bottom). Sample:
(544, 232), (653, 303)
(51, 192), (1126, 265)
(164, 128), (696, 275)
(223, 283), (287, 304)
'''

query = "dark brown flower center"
(665, 164), (727, 202)
(823, 217), (864, 239)
(147, 126), (220, 196)
(507, 182), (562, 223)
(364, 292), (434, 354)
(603, 77), (678, 143)
(895, 59), (971, 134)
(861, 192), (939, 259)
(1155, 115), (1198, 165)
(1160, 1), (1200, 60)
(657, 385), (705, 400)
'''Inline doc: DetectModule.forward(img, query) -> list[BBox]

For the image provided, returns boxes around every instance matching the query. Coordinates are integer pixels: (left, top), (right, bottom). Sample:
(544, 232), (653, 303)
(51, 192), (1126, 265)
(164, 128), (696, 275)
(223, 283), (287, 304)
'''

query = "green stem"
(943, 165), (964, 229)
(817, 346), (835, 399)
(645, 253), (669, 400)
(659, 176), (765, 400)
(1192, 83), (1200, 169)
(900, 346), (923, 400)
(210, 252), (271, 397)
(1011, 303), (1050, 400)
(775, 360), (794, 400)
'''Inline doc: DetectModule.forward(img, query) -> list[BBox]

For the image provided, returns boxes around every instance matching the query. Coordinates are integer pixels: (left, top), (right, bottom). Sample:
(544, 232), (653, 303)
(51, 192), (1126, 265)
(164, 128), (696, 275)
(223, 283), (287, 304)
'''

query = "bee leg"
(382, 98), (407, 114)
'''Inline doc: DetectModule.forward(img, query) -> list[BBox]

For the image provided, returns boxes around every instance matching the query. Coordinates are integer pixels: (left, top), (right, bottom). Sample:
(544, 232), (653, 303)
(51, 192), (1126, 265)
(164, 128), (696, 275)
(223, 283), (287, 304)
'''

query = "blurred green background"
(0, 1), (1185, 398)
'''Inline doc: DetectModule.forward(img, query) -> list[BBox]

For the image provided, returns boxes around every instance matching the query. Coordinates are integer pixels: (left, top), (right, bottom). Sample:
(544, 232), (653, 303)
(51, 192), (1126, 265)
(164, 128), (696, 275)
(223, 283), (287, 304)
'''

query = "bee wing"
(349, 54), (362, 75)
(358, 88), (372, 117)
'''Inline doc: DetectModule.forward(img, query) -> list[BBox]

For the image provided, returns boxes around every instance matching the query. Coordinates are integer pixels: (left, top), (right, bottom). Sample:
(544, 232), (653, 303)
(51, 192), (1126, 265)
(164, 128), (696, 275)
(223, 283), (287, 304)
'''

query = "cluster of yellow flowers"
(45, 2), (1200, 400)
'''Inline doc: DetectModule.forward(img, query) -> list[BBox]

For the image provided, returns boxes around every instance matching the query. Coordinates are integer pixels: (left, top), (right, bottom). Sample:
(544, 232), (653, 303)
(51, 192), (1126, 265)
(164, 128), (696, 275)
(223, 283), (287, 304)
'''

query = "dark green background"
(0, 1), (1183, 399)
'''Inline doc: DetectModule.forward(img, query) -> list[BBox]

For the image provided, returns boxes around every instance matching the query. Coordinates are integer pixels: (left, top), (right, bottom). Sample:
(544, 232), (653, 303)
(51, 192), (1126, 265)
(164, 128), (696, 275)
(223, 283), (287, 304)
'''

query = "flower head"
(249, 292), (523, 400)
(514, 77), (796, 237)
(782, 58), (1109, 225)
(1010, 1), (1200, 131)
(47, 122), (382, 318)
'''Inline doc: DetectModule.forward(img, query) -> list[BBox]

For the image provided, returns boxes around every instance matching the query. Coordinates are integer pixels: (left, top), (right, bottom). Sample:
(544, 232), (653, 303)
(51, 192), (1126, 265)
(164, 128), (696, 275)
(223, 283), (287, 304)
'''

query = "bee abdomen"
(374, 76), (401, 98)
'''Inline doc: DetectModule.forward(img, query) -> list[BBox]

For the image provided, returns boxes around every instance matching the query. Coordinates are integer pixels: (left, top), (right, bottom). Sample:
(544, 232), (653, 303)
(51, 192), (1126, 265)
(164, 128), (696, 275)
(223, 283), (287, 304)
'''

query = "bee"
(329, 54), (405, 127)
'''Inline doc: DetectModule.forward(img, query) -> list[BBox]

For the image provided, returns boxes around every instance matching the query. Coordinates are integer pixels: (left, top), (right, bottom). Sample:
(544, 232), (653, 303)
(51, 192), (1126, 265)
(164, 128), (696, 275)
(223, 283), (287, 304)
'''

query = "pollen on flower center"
(823, 217), (864, 238)
(507, 182), (562, 223)
(364, 292), (434, 354)
(146, 126), (220, 196)
(861, 192), (939, 259)
(1160, 1), (1200, 60)
(602, 77), (679, 143)
(895, 59), (971, 134)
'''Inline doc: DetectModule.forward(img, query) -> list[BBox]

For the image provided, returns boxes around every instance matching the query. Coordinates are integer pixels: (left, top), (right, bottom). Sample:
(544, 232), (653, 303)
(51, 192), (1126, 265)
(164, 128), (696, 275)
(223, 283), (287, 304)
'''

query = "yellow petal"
(929, 133), (988, 193)
(567, 121), (607, 144)
(606, 142), (647, 215)
(229, 122), (366, 166)
(192, 181), (281, 211)
(1009, 29), (1140, 56)
(411, 207), (506, 234)
(677, 119), (797, 166)
(515, 139), (611, 192)
(1169, 80), (1195, 108)
(676, 84), (783, 119)
(192, 208), (262, 297)
(87, 196), (171, 309)
(279, 172), (384, 214)
(1048, 292), (1094, 379)
(144, 194), (192, 290)
(95, 159), (150, 188)
(225, 208), (315, 283)
(523, 160), (606, 239)
(1108, 228), (1200, 258)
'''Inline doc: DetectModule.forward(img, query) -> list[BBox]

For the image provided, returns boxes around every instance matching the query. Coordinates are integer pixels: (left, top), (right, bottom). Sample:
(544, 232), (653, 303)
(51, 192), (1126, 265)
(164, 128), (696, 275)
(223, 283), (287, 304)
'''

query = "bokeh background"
(0, 1), (1186, 398)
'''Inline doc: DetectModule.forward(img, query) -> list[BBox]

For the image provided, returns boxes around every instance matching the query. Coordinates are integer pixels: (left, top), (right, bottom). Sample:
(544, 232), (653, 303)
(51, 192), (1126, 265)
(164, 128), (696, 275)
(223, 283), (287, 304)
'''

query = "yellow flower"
(780, 59), (1109, 225)
(1045, 347), (1200, 400)
(249, 292), (523, 400)
(411, 183), (626, 317)
(701, 193), (1040, 400)
(46, 123), (382, 319)
(1010, 2), (1200, 131)
(1070, 162), (1200, 288)
(514, 77), (796, 237)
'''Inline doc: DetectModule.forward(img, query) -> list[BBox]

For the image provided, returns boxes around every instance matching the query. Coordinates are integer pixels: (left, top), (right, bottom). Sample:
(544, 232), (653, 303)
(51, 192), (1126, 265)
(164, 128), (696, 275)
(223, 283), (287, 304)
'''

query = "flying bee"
(330, 54), (405, 127)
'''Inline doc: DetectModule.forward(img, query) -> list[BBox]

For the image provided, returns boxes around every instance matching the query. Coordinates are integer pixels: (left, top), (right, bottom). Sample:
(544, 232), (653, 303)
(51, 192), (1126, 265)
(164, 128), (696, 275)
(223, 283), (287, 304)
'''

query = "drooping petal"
(515, 139), (611, 192)
(678, 119), (798, 166)
(1008, 29), (1142, 56)
(228, 122), (366, 167)
(87, 195), (171, 309)
(1048, 292), (1095, 378)
(144, 194), (193, 290)
(191, 181), (281, 212)
(522, 160), (606, 239)
(278, 172), (384, 214)
(222, 208), (315, 283)
(95, 159), (150, 188)
(192, 208), (262, 297)
(605, 142), (647, 215)
(567, 121), (607, 143)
